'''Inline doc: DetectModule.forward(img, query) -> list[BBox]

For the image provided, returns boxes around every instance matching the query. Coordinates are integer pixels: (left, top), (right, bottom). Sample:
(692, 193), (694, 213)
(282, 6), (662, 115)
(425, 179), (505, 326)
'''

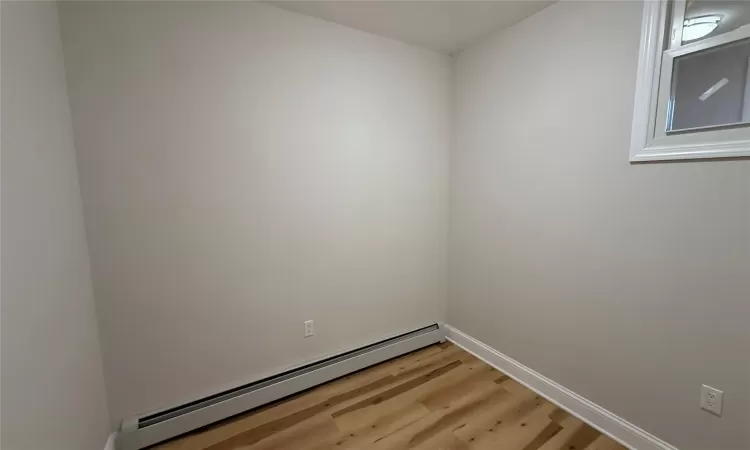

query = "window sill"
(630, 140), (750, 162)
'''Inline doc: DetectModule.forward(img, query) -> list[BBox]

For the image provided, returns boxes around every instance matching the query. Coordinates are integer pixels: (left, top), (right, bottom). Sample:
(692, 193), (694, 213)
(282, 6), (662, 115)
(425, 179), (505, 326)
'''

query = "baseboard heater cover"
(117, 323), (445, 450)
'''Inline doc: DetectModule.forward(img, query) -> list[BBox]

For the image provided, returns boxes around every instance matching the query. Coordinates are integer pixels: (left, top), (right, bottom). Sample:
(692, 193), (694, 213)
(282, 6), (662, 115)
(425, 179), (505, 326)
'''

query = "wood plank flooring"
(153, 343), (628, 450)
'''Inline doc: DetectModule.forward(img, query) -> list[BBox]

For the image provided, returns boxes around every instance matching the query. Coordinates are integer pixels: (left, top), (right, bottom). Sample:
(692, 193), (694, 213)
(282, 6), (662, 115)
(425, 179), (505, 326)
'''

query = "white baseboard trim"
(445, 325), (679, 450)
(104, 433), (117, 450)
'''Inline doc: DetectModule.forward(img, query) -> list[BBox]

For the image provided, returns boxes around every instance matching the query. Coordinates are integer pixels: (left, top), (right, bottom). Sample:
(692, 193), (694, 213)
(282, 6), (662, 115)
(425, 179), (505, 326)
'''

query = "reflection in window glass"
(682, 1), (750, 44)
(669, 39), (750, 131)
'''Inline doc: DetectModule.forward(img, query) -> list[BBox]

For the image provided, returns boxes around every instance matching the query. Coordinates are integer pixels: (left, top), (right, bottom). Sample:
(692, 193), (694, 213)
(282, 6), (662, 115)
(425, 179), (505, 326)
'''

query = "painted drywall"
(450, 2), (750, 450)
(0, 2), (111, 449)
(59, 1), (449, 424)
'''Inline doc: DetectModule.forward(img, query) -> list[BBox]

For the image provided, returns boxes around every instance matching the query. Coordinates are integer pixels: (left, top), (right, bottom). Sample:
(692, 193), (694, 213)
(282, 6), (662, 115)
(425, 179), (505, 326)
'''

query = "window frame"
(630, 0), (750, 162)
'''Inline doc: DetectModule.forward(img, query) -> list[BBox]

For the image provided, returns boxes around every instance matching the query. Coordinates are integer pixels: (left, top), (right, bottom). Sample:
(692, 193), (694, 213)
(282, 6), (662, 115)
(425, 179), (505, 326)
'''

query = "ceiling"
(266, 1), (555, 54)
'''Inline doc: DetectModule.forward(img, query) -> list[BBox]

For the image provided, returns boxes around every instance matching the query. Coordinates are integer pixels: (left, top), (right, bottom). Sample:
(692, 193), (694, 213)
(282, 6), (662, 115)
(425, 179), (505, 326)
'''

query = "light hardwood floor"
(154, 343), (628, 450)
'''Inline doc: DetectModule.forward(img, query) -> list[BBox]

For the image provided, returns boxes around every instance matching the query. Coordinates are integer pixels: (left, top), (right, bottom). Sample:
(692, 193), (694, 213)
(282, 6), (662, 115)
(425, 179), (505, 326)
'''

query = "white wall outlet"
(700, 385), (723, 416)
(304, 320), (314, 338)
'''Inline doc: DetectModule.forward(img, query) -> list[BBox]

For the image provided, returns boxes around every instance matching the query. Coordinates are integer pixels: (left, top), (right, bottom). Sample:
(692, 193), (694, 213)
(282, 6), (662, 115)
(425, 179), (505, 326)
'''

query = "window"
(630, 0), (750, 161)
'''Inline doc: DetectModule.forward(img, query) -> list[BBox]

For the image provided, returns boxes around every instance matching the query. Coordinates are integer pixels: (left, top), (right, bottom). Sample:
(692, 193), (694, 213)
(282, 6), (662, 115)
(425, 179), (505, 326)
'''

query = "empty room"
(1, 1), (748, 450)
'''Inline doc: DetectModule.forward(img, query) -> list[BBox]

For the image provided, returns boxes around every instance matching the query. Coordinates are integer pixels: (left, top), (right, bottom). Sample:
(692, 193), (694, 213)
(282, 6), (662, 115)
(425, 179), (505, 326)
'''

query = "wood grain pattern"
(153, 343), (628, 450)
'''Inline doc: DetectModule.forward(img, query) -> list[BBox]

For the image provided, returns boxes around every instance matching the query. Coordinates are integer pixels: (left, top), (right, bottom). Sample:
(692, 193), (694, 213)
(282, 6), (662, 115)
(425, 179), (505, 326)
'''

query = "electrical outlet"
(304, 320), (314, 338)
(700, 385), (723, 416)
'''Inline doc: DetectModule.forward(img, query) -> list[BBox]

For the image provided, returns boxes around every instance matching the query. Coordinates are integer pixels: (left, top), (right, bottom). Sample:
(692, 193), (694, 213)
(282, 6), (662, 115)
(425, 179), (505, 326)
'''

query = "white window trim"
(630, 0), (750, 162)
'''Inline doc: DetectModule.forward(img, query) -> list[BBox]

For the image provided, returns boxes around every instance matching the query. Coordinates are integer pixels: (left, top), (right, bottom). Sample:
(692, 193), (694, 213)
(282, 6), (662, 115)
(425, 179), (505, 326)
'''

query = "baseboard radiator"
(117, 323), (445, 450)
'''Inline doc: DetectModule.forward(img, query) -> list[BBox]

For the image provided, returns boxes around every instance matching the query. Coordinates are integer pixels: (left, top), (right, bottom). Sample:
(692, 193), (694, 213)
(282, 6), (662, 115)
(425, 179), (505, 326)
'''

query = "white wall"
(450, 2), (750, 450)
(0, 2), (111, 449)
(59, 1), (449, 424)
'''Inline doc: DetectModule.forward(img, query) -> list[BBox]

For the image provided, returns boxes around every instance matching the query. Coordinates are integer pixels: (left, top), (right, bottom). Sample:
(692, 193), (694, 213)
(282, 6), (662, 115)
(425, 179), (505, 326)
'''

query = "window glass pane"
(668, 39), (750, 131)
(682, 1), (750, 44)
